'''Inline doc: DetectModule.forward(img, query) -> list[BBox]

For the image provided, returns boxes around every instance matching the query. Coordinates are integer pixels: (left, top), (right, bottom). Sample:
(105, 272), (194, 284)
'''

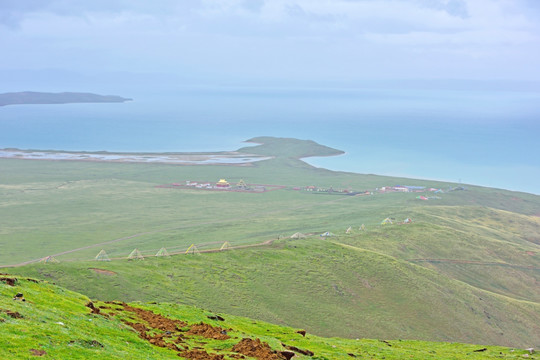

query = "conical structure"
(345, 226), (352, 234)
(381, 218), (393, 225)
(236, 179), (248, 189)
(40, 256), (59, 264)
(185, 244), (201, 255)
(128, 248), (144, 260)
(290, 232), (306, 239)
(155, 247), (170, 257)
(95, 249), (111, 261)
(360, 224), (366, 231)
(220, 241), (231, 251)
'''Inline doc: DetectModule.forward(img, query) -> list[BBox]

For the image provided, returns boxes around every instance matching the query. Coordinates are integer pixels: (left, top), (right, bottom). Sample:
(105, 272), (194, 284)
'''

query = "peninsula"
(0, 91), (132, 106)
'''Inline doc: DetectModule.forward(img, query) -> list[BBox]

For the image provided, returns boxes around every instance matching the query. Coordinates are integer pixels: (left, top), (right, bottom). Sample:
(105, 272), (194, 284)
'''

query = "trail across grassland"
(1, 192), (363, 268)
(409, 258), (540, 271)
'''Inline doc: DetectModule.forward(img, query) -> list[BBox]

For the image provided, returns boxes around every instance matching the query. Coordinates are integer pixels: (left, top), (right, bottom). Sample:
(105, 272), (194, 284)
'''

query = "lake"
(0, 86), (538, 194)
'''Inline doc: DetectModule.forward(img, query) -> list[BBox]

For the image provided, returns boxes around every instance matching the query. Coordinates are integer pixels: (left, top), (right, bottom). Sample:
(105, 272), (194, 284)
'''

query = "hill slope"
(11, 238), (540, 349)
(0, 274), (536, 359)
(1, 136), (539, 350)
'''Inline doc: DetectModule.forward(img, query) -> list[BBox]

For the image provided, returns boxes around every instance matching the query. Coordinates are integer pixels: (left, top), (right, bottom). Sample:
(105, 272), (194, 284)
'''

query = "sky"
(1, 0), (540, 83)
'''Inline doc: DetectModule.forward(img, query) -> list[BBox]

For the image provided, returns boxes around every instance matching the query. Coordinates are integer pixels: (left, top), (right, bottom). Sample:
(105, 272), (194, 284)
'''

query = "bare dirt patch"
(29, 349), (46, 356)
(122, 303), (187, 332)
(186, 322), (230, 340)
(85, 301), (101, 315)
(0, 277), (18, 286)
(99, 302), (274, 359)
(232, 338), (286, 360)
(89, 268), (117, 276)
(179, 349), (225, 360)
(1, 308), (23, 318)
(281, 342), (314, 356)
(106, 303), (189, 352)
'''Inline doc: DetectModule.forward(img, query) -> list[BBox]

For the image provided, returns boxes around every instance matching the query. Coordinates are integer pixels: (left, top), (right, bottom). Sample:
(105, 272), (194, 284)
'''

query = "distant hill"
(240, 136), (345, 159)
(0, 91), (132, 106)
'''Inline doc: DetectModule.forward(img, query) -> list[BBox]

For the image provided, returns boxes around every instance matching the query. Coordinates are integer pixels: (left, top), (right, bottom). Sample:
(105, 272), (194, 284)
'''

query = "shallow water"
(0, 150), (270, 164)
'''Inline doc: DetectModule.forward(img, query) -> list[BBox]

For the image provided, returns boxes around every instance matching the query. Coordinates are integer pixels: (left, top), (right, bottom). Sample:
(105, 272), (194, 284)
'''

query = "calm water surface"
(0, 87), (538, 194)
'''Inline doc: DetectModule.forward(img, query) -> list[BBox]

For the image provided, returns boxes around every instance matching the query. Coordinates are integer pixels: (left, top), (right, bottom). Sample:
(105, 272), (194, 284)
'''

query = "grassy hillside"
(0, 274), (536, 359)
(1, 136), (539, 350)
(10, 238), (540, 348)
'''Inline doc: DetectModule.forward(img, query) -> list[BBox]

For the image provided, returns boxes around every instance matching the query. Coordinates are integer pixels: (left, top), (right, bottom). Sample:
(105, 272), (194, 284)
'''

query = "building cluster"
(302, 186), (370, 196)
(178, 179), (266, 192)
(378, 186), (443, 193)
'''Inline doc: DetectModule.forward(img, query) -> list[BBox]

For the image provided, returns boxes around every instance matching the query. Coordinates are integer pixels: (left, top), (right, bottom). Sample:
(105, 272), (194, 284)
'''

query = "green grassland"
(1, 136), (540, 350)
(0, 275), (536, 359)
(10, 237), (540, 348)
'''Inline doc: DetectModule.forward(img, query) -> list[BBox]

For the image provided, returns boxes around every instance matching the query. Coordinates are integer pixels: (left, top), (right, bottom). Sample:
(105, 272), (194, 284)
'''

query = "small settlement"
(377, 185), (443, 193)
(301, 186), (371, 196)
(158, 179), (457, 200)
(157, 179), (286, 193)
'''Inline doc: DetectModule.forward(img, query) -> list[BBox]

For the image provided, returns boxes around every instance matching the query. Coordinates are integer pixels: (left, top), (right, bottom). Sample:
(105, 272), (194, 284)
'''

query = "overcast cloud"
(1, 0), (539, 82)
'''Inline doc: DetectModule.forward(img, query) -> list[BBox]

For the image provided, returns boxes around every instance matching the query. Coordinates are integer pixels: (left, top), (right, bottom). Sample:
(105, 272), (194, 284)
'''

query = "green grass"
(0, 276), (179, 359)
(0, 275), (536, 359)
(2, 137), (540, 351)
(10, 238), (540, 348)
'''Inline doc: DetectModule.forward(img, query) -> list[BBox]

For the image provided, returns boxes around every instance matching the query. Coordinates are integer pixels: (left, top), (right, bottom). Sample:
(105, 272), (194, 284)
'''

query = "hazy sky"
(2, 0), (540, 83)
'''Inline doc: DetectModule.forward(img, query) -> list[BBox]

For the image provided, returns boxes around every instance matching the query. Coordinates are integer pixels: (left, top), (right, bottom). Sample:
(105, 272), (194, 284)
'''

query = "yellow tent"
(216, 179), (230, 187)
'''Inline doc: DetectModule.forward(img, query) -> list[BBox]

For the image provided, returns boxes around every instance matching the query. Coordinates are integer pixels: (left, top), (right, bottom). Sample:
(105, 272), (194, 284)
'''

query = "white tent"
(95, 249), (111, 261)
(290, 232), (307, 239)
(185, 244), (201, 255)
(155, 247), (170, 257)
(128, 248), (144, 260)
(40, 256), (59, 264)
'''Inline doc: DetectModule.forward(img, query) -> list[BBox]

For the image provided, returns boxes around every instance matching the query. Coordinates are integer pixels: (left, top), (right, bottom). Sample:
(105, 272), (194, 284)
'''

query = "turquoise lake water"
(0, 87), (538, 194)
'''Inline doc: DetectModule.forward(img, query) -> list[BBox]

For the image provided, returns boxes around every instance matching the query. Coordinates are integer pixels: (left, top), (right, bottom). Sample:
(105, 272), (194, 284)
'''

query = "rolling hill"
(1, 137), (539, 350)
(0, 274), (536, 359)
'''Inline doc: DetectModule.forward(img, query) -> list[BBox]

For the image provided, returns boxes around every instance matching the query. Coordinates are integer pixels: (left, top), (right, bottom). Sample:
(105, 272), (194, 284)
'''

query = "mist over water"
(0, 86), (538, 194)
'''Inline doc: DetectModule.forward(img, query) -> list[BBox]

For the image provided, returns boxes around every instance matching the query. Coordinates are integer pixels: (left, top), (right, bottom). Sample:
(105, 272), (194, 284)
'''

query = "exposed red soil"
(103, 303), (190, 353)
(281, 342), (314, 356)
(280, 351), (295, 360)
(1, 309), (23, 318)
(0, 277), (17, 286)
(122, 303), (187, 332)
(179, 349), (225, 359)
(125, 321), (149, 334)
(232, 338), (285, 360)
(99, 302), (290, 359)
(186, 322), (231, 340)
(29, 349), (46, 356)
(89, 268), (117, 276)
(296, 329), (306, 337)
(85, 301), (100, 315)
